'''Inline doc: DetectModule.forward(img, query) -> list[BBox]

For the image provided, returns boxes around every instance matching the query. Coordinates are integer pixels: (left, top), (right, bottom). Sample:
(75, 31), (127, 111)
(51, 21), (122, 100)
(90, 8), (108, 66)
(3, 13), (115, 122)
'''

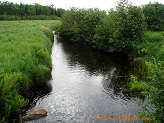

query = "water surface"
(26, 36), (143, 123)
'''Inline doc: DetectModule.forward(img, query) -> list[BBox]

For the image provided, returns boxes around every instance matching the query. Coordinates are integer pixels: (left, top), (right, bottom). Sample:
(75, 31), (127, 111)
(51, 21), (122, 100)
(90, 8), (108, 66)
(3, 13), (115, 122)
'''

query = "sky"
(5, 0), (164, 10)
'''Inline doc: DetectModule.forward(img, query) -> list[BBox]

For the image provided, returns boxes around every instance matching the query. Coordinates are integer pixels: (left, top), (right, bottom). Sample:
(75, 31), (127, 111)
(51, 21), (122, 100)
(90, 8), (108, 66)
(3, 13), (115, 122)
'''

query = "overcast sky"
(4, 0), (164, 10)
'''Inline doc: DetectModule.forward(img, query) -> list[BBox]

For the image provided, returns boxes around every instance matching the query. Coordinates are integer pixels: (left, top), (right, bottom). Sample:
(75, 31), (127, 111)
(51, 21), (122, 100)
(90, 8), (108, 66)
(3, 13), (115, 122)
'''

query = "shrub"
(144, 31), (164, 42)
(57, 8), (106, 43)
(129, 75), (147, 92)
(57, 0), (146, 54)
(143, 2), (164, 31)
(0, 71), (28, 120)
(143, 60), (164, 122)
(94, 2), (146, 53)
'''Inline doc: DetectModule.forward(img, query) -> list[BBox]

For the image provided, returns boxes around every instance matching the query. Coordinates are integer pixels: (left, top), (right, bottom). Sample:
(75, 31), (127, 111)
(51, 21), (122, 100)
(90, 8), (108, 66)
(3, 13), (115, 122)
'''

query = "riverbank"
(128, 31), (164, 121)
(55, 4), (164, 121)
(0, 20), (59, 122)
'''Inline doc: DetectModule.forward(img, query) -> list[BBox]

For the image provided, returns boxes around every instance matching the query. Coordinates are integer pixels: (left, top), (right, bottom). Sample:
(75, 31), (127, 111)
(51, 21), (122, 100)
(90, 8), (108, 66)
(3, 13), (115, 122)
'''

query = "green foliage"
(129, 75), (147, 92)
(0, 71), (28, 119)
(57, 8), (106, 43)
(36, 49), (52, 68)
(32, 64), (51, 85)
(144, 31), (164, 42)
(143, 60), (164, 122)
(57, 1), (146, 54)
(131, 31), (164, 122)
(42, 26), (54, 41)
(0, 20), (57, 122)
(161, 31), (164, 36)
(143, 2), (164, 31)
(93, 10), (118, 52)
(133, 31), (164, 61)
(94, 1), (146, 53)
(0, 1), (66, 20)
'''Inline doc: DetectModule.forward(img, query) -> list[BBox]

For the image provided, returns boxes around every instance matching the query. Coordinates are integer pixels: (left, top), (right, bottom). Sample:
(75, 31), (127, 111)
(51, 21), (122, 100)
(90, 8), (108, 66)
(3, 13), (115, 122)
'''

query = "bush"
(94, 2), (146, 53)
(57, 1), (146, 54)
(57, 8), (106, 43)
(129, 75), (147, 92)
(130, 31), (164, 122)
(144, 31), (164, 42)
(0, 71), (28, 120)
(143, 2), (164, 31)
(142, 60), (164, 122)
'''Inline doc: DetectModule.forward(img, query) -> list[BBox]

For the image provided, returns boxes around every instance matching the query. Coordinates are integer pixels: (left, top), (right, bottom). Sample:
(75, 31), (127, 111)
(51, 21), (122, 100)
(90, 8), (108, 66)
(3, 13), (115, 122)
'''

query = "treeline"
(56, 1), (164, 53)
(56, 1), (146, 54)
(0, 1), (65, 20)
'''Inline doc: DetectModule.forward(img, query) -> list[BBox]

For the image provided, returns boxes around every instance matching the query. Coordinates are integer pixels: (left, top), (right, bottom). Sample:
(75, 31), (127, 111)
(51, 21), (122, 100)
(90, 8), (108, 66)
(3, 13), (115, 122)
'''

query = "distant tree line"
(0, 1), (66, 20)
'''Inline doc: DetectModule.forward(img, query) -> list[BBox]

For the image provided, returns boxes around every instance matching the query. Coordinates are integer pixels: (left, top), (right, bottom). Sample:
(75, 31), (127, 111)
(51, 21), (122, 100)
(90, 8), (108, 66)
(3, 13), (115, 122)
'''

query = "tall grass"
(130, 31), (164, 122)
(0, 20), (59, 122)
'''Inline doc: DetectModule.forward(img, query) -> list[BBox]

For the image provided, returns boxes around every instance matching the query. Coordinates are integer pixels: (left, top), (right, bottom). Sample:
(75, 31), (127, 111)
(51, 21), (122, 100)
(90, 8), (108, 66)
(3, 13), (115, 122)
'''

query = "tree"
(25, 4), (36, 15)
(0, 1), (65, 20)
(57, 8), (105, 42)
(19, 3), (26, 16)
(94, 0), (146, 53)
(143, 2), (164, 31)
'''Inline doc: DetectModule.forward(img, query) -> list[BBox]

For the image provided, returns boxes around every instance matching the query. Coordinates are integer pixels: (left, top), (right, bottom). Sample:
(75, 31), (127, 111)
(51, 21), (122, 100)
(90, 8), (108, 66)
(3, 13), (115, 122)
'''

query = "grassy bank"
(0, 20), (59, 122)
(129, 31), (164, 122)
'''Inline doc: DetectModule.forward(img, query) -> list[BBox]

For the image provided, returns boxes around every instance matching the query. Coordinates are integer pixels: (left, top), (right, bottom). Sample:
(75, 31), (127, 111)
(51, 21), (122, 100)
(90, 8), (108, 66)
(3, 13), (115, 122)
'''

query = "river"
(26, 35), (143, 123)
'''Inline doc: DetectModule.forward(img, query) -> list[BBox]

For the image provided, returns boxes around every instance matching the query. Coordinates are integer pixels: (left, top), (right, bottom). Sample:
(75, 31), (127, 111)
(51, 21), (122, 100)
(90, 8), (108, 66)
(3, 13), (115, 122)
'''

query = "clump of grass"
(130, 31), (164, 122)
(133, 31), (164, 61)
(144, 31), (164, 42)
(0, 20), (59, 122)
(36, 49), (52, 68)
(129, 75), (147, 92)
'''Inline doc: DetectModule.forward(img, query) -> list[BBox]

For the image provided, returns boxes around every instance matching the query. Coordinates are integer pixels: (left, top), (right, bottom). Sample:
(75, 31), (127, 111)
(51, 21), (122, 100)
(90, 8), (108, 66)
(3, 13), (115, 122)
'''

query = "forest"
(0, 1), (65, 20)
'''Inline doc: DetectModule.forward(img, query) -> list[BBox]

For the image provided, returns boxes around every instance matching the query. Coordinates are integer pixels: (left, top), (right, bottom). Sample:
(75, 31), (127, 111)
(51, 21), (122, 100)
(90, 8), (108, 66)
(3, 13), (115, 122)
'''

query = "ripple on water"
(26, 36), (144, 123)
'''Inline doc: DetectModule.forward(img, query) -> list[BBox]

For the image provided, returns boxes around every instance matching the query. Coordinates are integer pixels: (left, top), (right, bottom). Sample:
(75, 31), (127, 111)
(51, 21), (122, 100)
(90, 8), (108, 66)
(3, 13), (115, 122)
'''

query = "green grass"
(144, 31), (164, 43)
(129, 75), (147, 92)
(130, 31), (164, 122)
(135, 31), (164, 61)
(0, 20), (60, 121)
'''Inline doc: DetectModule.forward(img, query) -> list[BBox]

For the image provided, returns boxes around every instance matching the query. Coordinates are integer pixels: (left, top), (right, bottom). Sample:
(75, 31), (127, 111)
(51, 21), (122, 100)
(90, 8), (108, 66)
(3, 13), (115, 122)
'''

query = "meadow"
(0, 20), (59, 122)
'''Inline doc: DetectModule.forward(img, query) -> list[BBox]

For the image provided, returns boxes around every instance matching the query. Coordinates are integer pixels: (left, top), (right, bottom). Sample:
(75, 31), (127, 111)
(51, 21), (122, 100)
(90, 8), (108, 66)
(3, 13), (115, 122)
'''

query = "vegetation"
(0, 20), (59, 122)
(0, 0), (163, 122)
(143, 2), (164, 31)
(94, 3), (146, 53)
(130, 31), (164, 122)
(56, 8), (106, 43)
(56, 1), (146, 54)
(56, 0), (164, 122)
(0, 1), (66, 20)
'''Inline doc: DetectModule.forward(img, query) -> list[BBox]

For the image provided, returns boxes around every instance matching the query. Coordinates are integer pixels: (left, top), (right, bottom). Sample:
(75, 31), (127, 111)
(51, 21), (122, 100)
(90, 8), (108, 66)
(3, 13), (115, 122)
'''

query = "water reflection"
(26, 36), (143, 123)
(57, 36), (130, 94)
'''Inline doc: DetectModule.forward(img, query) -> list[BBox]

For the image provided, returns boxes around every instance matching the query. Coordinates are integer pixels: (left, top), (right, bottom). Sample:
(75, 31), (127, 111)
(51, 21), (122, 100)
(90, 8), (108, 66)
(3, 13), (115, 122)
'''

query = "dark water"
(26, 36), (143, 123)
